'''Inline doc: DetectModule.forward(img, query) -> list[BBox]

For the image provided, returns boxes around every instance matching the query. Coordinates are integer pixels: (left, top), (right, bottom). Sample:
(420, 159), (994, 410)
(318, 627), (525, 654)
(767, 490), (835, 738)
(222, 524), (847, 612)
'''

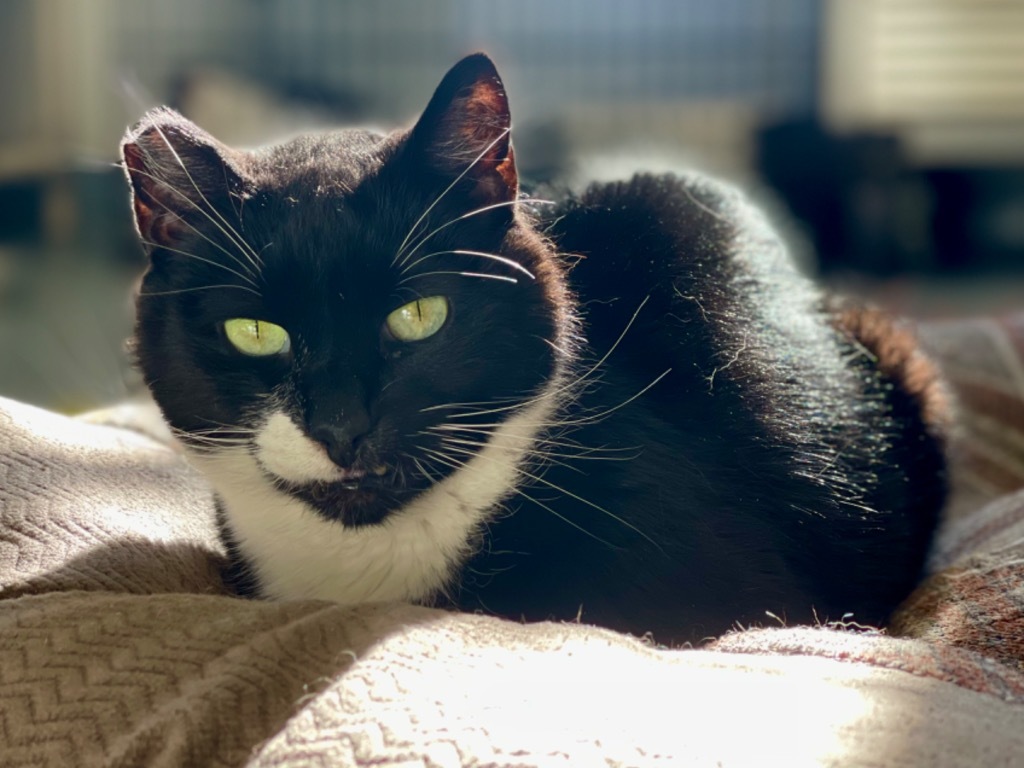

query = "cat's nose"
(310, 421), (369, 469)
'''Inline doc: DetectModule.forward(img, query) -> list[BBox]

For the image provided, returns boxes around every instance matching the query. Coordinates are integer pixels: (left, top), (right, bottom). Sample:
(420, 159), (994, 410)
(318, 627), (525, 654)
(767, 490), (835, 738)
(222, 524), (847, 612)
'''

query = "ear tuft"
(410, 53), (518, 204)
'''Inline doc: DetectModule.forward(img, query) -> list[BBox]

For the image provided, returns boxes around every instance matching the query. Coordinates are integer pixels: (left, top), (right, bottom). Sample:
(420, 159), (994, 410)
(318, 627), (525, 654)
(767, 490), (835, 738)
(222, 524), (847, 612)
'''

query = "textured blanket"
(3, 314), (1024, 767)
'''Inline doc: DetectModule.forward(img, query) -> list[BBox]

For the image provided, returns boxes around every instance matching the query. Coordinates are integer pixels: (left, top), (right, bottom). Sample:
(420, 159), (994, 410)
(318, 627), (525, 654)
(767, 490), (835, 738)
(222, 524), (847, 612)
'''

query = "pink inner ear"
(445, 80), (518, 202)
(122, 140), (191, 248)
(123, 142), (163, 245)
(129, 186), (190, 248)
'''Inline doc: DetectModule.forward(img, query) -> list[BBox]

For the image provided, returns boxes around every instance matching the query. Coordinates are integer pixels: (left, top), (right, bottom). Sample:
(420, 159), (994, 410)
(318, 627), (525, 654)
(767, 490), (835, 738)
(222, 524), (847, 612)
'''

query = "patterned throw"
(882, 314), (1024, 676)
(918, 314), (1024, 521)
(1, 312), (1024, 766)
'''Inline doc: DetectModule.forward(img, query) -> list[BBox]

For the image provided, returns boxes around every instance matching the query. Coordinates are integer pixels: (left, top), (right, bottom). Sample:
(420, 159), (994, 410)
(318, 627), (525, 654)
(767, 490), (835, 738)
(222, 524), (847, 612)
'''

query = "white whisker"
(437, 434), (585, 475)
(392, 127), (512, 266)
(438, 441), (660, 550)
(129, 165), (261, 281)
(398, 271), (518, 286)
(513, 487), (619, 549)
(139, 284), (261, 297)
(147, 123), (265, 272)
(140, 239), (260, 288)
(398, 198), (556, 268)
(400, 249), (535, 281)
(409, 455), (440, 484)
(554, 368), (672, 428)
(421, 446), (613, 548)
(426, 424), (640, 458)
(419, 395), (526, 414)
(437, 297), (651, 422)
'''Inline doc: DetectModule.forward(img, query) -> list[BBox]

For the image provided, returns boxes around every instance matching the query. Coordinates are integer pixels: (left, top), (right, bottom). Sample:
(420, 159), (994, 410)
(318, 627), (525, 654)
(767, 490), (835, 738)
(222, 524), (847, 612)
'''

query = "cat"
(121, 52), (948, 645)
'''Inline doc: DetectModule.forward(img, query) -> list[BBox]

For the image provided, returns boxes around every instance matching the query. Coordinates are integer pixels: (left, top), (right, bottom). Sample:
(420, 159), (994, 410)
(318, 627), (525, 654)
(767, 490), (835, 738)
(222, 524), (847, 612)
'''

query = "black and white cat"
(122, 53), (947, 644)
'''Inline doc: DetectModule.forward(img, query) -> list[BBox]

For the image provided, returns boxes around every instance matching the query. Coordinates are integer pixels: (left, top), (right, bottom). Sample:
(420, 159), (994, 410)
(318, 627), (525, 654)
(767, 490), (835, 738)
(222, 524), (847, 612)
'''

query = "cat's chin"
(282, 478), (410, 528)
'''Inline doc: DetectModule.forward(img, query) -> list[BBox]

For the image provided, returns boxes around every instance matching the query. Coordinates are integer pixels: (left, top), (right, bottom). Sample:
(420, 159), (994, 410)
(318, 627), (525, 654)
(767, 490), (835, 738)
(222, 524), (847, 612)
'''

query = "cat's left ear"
(409, 52), (518, 204)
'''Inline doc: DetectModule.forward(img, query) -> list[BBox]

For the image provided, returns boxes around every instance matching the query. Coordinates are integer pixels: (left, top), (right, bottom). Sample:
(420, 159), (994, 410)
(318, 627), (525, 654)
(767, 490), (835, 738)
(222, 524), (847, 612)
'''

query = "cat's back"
(479, 171), (949, 638)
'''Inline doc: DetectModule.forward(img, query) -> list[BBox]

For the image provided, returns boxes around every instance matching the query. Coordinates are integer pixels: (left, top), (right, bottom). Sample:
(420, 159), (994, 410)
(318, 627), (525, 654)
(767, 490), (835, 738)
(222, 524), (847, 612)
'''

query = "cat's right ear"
(121, 108), (248, 251)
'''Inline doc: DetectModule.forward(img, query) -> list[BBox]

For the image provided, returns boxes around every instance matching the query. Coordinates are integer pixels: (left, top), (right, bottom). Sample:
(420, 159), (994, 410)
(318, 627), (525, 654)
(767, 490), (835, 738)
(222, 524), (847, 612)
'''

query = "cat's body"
(123, 54), (947, 644)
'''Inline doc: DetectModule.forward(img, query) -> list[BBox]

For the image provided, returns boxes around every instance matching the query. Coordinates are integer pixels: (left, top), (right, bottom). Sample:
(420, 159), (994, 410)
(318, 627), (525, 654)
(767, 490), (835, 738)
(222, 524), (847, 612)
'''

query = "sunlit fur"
(124, 54), (947, 644)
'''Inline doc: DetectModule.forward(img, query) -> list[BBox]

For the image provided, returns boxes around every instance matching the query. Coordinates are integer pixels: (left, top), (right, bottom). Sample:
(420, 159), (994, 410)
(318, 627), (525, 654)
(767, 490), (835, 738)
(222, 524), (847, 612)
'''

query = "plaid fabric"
(852, 312), (1024, 676)
(918, 313), (1024, 522)
(891, 486), (1024, 674)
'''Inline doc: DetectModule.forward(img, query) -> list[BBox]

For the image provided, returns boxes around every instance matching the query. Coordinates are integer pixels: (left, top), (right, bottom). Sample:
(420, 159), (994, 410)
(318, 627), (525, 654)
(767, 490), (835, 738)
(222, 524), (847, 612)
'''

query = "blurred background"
(0, 0), (1022, 411)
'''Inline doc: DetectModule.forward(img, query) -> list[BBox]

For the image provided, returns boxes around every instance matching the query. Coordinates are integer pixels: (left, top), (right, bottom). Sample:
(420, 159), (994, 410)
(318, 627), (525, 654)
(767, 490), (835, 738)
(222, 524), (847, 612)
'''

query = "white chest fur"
(190, 388), (559, 605)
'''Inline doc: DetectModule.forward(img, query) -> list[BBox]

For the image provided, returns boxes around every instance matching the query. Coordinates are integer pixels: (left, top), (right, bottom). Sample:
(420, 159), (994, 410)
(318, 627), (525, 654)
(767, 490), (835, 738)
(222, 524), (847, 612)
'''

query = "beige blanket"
(4, 313), (1024, 767)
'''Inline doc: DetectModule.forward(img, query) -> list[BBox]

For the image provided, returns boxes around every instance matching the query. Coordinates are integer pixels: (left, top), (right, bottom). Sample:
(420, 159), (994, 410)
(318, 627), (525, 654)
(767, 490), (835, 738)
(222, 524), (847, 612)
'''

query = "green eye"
(385, 296), (449, 342)
(223, 318), (291, 356)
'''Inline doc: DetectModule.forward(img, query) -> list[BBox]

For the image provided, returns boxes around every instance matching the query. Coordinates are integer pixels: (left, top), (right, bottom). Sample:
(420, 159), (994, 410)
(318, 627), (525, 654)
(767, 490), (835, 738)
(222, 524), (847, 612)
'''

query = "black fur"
(463, 173), (947, 642)
(123, 53), (947, 644)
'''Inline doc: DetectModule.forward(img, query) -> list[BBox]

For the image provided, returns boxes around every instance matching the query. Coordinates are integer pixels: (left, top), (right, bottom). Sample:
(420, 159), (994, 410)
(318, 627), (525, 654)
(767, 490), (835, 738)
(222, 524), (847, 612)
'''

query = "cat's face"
(124, 54), (571, 560)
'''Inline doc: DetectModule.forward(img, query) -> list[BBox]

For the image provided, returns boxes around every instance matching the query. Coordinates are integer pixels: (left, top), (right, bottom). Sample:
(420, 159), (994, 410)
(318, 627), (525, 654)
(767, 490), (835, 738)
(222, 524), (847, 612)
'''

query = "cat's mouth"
(332, 463), (388, 489)
(276, 465), (411, 527)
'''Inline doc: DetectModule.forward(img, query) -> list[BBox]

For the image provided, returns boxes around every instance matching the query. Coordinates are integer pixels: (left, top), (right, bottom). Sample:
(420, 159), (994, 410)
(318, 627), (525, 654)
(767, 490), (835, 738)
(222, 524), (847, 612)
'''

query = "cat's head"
(123, 54), (573, 536)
